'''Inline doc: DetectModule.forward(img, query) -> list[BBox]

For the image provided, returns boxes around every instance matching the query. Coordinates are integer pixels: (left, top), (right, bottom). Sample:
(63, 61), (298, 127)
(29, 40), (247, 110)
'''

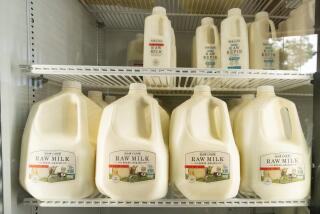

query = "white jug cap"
(88, 90), (102, 98)
(256, 85), (275, 96)
(152, 6), (166, 15)
(255, 11), (269, 20)
(136, 33), (144, 39)
(201, 17), (214, 25)
(193, 85), (211, 95)
(228, 8), (241, 16)
(241, 94), (255, 100)
(129, 83), (147, 94)
(62, 81), (81, 90)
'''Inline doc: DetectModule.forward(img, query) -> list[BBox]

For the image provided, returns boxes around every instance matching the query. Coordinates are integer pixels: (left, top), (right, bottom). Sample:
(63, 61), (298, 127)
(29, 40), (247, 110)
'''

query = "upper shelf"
(80, 0), (300, 31)
(23, 65), (313, 95)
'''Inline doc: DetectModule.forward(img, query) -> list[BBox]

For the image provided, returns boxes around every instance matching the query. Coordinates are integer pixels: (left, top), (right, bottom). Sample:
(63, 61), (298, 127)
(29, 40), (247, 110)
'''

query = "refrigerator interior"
(0, 0), (319, 213)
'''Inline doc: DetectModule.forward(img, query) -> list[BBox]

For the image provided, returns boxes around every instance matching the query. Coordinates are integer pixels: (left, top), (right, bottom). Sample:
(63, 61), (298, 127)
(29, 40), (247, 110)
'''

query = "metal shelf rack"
(23, 64), (313, 95)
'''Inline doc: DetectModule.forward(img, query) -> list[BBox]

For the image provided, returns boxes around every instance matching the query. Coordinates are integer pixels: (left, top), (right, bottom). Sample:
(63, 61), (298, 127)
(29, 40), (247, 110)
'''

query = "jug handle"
(148, 99), (164, 141)
(210, 99), (234, 143)
(268, 20), (276, 39)
(212, 25), (220, 45)
(278, 99), (305, 144)
(159, 17), (164, 36)
(75, 97), (89, 142)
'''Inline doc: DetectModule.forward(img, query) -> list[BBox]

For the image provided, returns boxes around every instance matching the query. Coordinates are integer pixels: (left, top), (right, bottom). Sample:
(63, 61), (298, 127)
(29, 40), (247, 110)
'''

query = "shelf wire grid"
(80, 0), (301, 31)
(23, 65), (313, 95)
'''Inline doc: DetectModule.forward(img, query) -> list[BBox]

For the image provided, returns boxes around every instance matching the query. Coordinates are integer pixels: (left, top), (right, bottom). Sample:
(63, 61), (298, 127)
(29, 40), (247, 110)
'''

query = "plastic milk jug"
(221, 8), (249, 69)
(249, 12), (278, 70)
(104, 95), (117, 105)
(170, 85), (240, 200)
(143, 7), (172, 68)
(19, 81), (102, 200)
(88, 90), (107, 108)
(229, 94), (255, 129)
(195, 17), (221, 68)
(127, 33), (144, 66)
(96, 83), (168, 200)
(233, 86), (310, 199)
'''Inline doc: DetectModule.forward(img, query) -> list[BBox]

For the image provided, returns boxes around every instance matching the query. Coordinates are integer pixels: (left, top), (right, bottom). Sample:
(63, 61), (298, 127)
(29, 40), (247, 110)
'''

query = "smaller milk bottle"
(195, 17), (221, 68)
(96, 83), (168, 200)
(229, 94), (254, 129)
(143, 7), (171, 68)
(88, 90), (107, 108)
(249, 12), (278, 70)
(19, 81), (102, 200)
(127, 33), (144, 66)
(221, 8), (249, 69)
(170, 85), (240, 200)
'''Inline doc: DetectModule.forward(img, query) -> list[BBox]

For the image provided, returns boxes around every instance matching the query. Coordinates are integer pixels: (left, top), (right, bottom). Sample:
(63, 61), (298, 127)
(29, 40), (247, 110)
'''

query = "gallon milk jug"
(233, 86), (311, 199)
(88, 90), (107, 108)
(127, 33), (144, 66)
(249, 12), (278, 70)
(143, 7), (171, 68)
(229, 94), (254, 129)
(221, 8), (249, 69)
(195, 17), (221, 68)
(19, 81), (102, 200)
(96, 83), (168, 200)
(170, 85), (240, 200)
(104, 95), (117, 105)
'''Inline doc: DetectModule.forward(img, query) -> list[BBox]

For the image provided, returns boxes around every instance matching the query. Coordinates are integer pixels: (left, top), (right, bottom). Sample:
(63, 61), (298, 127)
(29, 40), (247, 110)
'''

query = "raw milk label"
(108, 150), (156, 183)
(226, 38), (243, 69)
(28, 150), (76, 183)
(148, 39), (164, 66)
(202, 45), (218, 68)
(185, 151), (230, 183)
(262, 41), (276, 69)
(260, 153), (305, 185)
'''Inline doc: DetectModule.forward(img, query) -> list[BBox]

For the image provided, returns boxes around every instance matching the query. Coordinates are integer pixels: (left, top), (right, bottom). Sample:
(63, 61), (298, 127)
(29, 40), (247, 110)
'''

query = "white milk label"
(260, 153), (305, 185)
(28, 150), (76, 183)
(108, 150), (156, 183)
(185, 151), (230, 183)
(226, 38), (243, 69)
(262, 41), (276, 69)
(202, 45), (218, 68)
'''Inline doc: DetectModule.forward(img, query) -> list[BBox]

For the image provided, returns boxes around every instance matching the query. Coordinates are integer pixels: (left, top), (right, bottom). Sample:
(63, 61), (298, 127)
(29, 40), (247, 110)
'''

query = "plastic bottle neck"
(62, 81), (82, 93)
(256, 86), (276, 97)
(128, 83), (148, 95)
(255, 12), (269, 21)
(228, 8), (242, 17)
(193, 85), (211, 97)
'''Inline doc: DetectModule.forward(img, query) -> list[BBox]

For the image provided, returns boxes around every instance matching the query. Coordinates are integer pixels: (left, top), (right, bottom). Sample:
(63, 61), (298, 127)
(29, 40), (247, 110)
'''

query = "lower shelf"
(23, 197), (309, 208)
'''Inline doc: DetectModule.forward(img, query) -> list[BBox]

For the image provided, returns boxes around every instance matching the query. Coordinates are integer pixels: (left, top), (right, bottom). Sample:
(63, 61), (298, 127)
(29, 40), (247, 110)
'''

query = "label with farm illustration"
(262, 41), (276, 69)
(108, 150), (156, 183)
(148, 38), (165, 66)
(202, 45), (218, 68)
(185, 151), (230, 183)
(226, 38), (243, 69)
(260, 153), (305, 185)
(28, 150), (76, 183)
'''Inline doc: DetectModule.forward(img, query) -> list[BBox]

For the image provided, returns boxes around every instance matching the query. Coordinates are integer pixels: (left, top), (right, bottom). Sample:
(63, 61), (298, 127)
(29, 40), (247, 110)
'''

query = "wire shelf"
(23, 197), (309, 207)
(80, 0), (301, 31)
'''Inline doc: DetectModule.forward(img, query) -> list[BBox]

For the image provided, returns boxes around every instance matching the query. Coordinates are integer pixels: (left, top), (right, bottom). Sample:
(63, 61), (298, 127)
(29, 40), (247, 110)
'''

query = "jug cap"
(255, 11), (269, 20)
(62, 81), (81, 90)
(241, 94), (255, 100)
(256, 85), (275, 96)
(193, 85), (211, 96)
(152, 6), (166, 16)
(201, 17), (214, 25)
(88, 91), (103, 98)
(136, 33), (144, 39)
(228, 8), (241, 16)
(129, 83), (147, 94)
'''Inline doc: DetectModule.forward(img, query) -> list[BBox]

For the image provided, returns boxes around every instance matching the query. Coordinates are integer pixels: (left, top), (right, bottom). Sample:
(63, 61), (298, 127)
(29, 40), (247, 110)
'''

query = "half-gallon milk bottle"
(88, 90), (107, 108)
(229, 94), (255, 129)
(170, 85), (240, 200)
(249, 12), (278, 70)
(143, 7), (171, 68)
(96, 83), (168, 200)
(221, 8), (249, 69)
(234, 86), (311, 200)
(127, 33), (144, 66)
(19, 81), (102, 200)
(195, 17), (221, 68)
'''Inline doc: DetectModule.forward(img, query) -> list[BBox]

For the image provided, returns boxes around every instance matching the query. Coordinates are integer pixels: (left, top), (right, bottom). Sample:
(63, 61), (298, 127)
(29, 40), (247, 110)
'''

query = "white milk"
(19, 81), (102, 200)
(221, 8), (249, 69)
(104, 95), (117, 105)
(88, 90), (107, 108)
(229, 94), (255, 129)
(143, 7), (171, 68)
(170, 85), (240, 200)
(127, 33), (144, 66)
(96, 83), (168, 200)
(195, 17), (221, 68)
(233, 86), (311, 199)
(249, 12), (278, 70)
(192, 36), (196, 67)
